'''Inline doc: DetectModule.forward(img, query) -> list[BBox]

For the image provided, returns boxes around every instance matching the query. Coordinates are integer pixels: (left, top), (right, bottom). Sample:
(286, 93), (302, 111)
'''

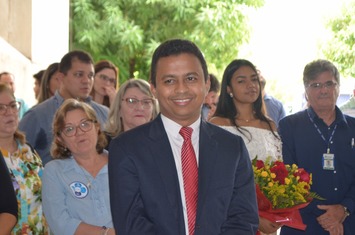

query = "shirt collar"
(307, 106), (348, 126)
(62, 150), (109, 174)
(54, 90), (93, 103)
(161, 114), (201, 140)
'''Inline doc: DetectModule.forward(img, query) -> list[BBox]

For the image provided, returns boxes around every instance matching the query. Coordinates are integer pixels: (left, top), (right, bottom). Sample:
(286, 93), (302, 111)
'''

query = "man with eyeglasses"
(19, 50), (109, 165)
(279, 59), (355, 235)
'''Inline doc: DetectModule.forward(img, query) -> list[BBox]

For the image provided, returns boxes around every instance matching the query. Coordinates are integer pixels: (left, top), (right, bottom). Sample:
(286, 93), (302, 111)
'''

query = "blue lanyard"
(307, 110), (337, 154)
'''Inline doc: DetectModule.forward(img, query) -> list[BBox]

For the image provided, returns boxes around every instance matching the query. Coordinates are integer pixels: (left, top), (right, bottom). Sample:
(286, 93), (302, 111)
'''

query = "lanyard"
(307, 110), (337, 154)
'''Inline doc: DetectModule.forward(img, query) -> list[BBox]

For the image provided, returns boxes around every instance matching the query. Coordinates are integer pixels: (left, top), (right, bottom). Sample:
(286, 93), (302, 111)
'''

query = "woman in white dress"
(210, 59), (281, 235)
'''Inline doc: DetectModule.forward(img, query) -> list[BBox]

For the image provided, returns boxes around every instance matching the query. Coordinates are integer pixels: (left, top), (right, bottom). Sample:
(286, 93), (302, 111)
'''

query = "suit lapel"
(196, 121), (218, 221)
(148, 116), (185, 225)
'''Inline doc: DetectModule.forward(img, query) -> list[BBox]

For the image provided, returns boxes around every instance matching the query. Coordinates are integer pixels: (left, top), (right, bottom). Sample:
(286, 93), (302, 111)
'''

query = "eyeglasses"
(307, 81), (338, 90)
(0, 101), (21, 115)
(60, 119), (97, 137)
(98, 74), (116, 85)
(122, 98), (154, 109)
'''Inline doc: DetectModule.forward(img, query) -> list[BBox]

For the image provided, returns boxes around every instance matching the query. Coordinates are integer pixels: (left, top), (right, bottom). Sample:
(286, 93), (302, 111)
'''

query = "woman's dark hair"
(214, 59), (277, 141)
(37, 62), (59, 104)
(91, 60), (119, 107)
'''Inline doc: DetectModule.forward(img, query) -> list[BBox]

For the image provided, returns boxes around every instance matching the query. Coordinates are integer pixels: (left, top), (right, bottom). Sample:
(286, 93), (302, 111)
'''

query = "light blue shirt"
(42, 156), (113, 235)
(19, 91), (109, 165)
(264, 94), (286, 127)
(16, 97), (29, 119)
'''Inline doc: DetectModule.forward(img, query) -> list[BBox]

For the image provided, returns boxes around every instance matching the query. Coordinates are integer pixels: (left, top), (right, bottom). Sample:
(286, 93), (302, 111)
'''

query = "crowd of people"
(0, 38), (354, 235)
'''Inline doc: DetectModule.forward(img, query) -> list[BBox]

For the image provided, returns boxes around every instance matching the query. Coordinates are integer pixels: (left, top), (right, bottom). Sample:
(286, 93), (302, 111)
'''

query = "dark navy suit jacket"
(108, 115), (259, 235)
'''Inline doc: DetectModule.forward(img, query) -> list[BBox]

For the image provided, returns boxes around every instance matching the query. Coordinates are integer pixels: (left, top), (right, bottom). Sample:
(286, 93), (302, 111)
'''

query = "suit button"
(195, 225), (201, 229)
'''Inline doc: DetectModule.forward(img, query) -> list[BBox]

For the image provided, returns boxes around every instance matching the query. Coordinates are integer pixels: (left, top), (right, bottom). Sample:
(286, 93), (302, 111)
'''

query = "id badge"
(323, 153), (335, 170)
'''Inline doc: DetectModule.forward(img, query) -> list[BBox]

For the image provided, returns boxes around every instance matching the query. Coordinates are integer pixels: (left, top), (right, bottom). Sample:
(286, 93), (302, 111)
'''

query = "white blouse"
(219, 126), (282, 162)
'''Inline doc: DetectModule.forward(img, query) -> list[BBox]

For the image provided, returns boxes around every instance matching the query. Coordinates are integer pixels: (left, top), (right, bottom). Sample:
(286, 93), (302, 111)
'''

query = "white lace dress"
(220, 126), (282, 235)
(219, 126), (282, 162)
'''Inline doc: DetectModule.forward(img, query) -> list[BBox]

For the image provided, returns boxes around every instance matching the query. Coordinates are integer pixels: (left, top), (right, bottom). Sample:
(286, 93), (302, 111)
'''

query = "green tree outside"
(322, 1), (355, 79)
(70, 0), (264, 83)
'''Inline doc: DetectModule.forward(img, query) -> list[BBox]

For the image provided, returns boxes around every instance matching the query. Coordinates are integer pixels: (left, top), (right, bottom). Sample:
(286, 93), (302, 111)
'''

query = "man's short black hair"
(59, 50), (94, 75)
(150, 39), (208, 87)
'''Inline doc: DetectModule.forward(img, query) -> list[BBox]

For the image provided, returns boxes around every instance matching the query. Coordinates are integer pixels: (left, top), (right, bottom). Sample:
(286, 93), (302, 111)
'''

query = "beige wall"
(0, 0), (69, 107)
(0, 0), (32, 58)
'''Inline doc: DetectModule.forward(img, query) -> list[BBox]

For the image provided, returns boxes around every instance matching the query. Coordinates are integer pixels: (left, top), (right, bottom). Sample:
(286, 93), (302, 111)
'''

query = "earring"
(62, 145), (68, 152)
(229, 93), (233, 98)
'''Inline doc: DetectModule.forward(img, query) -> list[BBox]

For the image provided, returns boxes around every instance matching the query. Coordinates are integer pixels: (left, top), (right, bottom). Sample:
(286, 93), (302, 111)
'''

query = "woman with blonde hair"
(105, 78), (158, 142)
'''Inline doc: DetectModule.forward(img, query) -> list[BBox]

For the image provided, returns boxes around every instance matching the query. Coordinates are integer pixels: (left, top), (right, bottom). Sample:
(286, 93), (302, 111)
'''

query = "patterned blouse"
(1, 140), (49, 235)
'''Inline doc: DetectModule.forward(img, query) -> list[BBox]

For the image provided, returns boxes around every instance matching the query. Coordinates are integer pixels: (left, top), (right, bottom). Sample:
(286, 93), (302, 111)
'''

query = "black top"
(0, 151), (18, 218)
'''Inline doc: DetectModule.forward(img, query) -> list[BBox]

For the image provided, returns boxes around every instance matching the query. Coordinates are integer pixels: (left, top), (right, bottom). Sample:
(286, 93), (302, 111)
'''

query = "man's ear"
(57, 72), (65, 84)
(150, 83), (157, 98)
(205, 76), (211, 97)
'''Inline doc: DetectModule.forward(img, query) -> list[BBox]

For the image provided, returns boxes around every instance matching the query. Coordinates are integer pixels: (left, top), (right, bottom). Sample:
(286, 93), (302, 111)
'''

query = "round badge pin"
(70, 181), (89, 199)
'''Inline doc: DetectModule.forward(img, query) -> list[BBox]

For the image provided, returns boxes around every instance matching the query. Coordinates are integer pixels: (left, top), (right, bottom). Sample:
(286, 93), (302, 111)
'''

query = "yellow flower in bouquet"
(252, 157), (321, 209)
(252, 157), (324, 231)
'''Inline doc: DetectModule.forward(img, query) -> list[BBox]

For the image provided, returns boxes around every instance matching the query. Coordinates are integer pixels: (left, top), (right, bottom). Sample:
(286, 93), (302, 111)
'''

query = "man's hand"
(258, 216), (281, 234)
(327, 222), (343, 235)
(317, 204), (345, 234)
(104, 86), (117, 104)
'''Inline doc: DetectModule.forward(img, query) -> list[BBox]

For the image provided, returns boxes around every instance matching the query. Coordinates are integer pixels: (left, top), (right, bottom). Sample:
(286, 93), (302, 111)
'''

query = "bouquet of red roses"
(252, 157), (323, 233)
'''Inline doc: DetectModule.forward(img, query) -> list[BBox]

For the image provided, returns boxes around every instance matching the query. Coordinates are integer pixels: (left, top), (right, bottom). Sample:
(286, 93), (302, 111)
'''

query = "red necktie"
(179, 127), (198, 235)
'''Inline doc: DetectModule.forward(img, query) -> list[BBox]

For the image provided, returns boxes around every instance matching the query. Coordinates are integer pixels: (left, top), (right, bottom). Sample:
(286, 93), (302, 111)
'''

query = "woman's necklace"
(78, 165), (93, 189)
(236, 117), (255, 123)
(236, 112), (256, 123)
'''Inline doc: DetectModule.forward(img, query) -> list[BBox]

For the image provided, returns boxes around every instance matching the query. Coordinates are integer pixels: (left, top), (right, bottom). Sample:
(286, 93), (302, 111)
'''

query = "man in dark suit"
(108, 39), (258, 235)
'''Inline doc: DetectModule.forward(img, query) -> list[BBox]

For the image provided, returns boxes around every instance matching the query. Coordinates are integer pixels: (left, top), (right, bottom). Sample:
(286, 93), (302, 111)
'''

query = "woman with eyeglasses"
(42, 98), (115, 235)
(105, 78), (158, 145)
(0, 84), (49, 234)
(91, 60), (119, 108)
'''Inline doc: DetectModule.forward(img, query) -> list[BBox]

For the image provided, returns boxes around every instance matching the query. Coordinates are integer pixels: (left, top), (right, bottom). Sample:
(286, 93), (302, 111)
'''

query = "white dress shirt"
(161, 114), (200, 235)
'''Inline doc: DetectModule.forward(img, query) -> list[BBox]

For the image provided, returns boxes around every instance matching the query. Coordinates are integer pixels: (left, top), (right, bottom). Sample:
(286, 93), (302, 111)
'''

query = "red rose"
(270, 161), (288, 184)
(256, 160), (265, 169)
(294, 168), (311, 184)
